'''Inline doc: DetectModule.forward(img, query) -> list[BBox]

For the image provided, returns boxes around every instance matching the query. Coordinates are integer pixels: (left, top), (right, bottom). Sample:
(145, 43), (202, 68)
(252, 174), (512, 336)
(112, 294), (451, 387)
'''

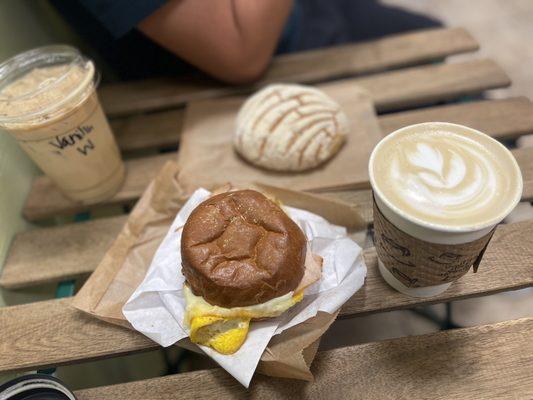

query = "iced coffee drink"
(0, 46), (125, 203)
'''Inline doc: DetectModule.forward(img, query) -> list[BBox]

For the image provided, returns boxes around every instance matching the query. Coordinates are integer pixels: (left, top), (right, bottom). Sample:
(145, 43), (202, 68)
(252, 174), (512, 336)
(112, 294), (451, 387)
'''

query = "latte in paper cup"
(369, 122), (523, 297)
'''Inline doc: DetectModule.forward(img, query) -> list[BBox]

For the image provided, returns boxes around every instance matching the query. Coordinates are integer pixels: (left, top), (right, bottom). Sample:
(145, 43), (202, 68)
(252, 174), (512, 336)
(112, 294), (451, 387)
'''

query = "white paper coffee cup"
(369, 122), (523, 297)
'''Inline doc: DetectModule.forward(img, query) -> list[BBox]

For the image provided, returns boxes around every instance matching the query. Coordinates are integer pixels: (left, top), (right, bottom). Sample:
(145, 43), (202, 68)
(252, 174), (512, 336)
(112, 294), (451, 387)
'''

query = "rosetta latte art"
(392, 136), (497, 217)
(372, 127), (521, 227)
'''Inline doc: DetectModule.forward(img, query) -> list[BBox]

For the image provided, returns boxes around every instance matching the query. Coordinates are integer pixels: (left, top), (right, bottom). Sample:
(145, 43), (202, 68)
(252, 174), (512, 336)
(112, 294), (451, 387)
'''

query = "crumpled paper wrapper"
(72, 161), (367, 385)
(122, 188), (367, 386)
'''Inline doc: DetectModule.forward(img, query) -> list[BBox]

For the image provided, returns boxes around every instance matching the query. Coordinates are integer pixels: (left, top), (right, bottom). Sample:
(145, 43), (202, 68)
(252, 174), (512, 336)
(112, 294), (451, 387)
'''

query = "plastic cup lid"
(0, 45), (96, 126)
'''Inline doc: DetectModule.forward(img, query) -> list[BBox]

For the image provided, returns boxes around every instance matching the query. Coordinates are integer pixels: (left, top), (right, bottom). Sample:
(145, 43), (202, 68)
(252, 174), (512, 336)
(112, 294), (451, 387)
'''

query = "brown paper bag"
(257, 311), (339, 381)
(72, 161), (364, 379)
(176, 80), (382, 194)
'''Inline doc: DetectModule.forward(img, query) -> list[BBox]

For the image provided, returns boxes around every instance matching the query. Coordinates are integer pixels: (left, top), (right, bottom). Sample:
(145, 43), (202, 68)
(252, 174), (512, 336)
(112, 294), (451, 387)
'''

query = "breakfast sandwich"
(181, 189), (322, 354)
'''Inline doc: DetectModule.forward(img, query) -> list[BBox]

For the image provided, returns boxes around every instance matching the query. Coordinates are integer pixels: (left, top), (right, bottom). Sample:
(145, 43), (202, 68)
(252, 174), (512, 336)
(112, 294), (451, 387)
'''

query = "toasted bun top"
(181, 190), (306, 307)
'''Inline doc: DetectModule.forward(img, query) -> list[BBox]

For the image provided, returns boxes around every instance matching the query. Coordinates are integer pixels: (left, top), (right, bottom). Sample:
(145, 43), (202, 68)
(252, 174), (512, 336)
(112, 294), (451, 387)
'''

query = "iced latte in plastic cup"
(0, 45), (125, 203)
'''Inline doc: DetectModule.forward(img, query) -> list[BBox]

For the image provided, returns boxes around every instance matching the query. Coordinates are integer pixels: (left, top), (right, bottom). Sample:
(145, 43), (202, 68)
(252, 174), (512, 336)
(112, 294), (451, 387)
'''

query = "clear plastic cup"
(0, 45), (125, 203)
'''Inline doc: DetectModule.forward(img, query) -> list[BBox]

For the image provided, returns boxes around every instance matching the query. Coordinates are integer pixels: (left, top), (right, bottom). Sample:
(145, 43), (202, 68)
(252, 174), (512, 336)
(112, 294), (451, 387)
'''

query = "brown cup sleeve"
(373, 195), (495, 288)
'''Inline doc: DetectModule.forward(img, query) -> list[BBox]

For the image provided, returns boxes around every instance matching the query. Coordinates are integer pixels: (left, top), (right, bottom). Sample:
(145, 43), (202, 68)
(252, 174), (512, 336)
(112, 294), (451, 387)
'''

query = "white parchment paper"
(123, 188), (367, 387)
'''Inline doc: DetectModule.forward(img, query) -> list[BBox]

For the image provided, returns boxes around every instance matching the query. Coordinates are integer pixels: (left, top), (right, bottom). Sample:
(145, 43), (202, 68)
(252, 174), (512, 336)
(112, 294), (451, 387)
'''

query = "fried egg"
(184, 285), (303, 354)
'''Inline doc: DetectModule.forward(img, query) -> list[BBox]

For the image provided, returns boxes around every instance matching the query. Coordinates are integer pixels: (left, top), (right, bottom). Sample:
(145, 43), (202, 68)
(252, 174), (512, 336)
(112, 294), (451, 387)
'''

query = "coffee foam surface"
(371, 124), (522, 229)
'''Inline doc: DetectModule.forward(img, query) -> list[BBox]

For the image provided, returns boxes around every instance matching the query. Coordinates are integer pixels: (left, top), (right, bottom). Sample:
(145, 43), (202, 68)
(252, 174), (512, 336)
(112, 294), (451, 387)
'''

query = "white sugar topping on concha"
(234, 84), (348, 171)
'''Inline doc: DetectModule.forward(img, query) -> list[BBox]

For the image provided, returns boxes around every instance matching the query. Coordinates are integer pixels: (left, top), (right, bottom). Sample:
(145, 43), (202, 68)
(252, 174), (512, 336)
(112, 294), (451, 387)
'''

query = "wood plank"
(0, 298), (157, 373)
(378, 97), (533, 139)
(100, 28), (478, 116)
(261, 27), (479, 85)
(22, 143), (533, 222)
(112, 110), (184, 152)
(356, 59), (509, 112)
(108, 97), (533, 153)
(22, 153), (175, 221)
(0, 215), (128, 289)
(74, 318), (533, 400)
(1, 220), (531, 373)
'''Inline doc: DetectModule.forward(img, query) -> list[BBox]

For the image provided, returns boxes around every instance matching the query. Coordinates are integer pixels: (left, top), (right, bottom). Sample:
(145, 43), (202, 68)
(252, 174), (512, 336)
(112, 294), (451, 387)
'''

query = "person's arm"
(138, 0), (293, 84)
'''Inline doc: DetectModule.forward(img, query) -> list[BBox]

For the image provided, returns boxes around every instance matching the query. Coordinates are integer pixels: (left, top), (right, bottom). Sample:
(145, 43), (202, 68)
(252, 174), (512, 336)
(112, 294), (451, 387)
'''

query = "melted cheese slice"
(184, 285), (303, 326)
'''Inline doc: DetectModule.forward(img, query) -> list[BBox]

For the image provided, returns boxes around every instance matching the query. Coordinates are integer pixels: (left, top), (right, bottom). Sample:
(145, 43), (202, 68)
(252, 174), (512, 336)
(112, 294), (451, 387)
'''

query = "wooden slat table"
(4, 140), (533, 288)
(22, 97), (533, 222)
(74, 318), (533, 400)
(1, 220), (532, 373)
(0, 27), (531, 395)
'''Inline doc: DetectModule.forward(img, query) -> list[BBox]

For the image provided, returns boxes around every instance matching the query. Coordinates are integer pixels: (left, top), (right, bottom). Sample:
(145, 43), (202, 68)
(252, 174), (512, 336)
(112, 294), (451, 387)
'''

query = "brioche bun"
(181, 190), (306, 307)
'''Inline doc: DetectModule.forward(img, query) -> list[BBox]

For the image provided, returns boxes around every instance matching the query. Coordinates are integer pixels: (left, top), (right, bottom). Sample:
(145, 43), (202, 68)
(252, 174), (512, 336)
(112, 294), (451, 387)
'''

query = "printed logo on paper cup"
(373, 200), (494, 288)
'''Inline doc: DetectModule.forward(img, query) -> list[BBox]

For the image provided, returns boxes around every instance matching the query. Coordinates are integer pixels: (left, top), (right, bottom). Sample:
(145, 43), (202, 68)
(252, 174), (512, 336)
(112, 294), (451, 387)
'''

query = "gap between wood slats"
(100, 27), (478, 117)
(73, 318), (533, 400)
(0, 219), (531, 373)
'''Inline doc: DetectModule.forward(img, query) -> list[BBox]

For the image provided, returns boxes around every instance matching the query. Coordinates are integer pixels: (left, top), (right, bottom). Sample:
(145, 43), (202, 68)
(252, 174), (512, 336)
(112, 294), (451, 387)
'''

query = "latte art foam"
(371, 124), (522, 228)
